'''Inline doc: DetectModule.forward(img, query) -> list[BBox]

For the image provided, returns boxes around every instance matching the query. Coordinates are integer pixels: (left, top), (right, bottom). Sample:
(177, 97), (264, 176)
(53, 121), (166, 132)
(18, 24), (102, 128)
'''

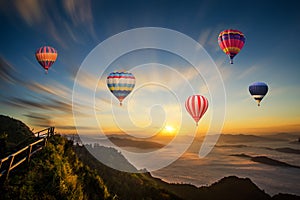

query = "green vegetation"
(1, 134), (180, 200)
(1, 135), (111, 200)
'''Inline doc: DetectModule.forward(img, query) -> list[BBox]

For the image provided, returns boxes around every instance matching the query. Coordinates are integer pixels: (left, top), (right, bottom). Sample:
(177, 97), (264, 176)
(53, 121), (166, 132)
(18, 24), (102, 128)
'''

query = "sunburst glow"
(162, 125), (176, 136)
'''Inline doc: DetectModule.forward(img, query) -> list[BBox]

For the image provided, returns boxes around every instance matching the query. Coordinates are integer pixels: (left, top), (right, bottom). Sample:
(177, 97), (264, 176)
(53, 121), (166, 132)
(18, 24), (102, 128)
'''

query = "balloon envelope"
(185, 95), (209, 126)
(249, 82), (268, 106)
(107, 71), (135, 106)
(218, 29), (245, 64)
(35, 46), (58, 73)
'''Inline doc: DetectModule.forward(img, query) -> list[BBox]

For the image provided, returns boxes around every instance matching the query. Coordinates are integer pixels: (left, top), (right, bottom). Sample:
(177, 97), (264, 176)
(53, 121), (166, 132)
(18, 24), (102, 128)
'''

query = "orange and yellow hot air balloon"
(35, 46), (58, 73)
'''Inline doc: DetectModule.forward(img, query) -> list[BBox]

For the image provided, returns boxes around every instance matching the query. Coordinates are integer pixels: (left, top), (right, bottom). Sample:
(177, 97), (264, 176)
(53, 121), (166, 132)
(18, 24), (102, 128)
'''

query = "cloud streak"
(2, 0), (97, 48)
(24, 112), (53, 127)
(24, 81), (71, 99)
(14, 0), (44, 25)
(0, 57), (19, 85)
(63, 0), (94, 27)
(3, 95), (72, 113)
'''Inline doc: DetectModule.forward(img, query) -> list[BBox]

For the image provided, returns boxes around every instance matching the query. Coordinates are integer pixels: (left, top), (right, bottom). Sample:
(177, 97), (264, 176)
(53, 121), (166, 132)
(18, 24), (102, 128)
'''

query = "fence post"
(27, 144), (33, 164)
(51, 127), (55, 136)
(44, 136), (47, 147)
(0, 159), (3, 170)
(5, 155), (15, 180)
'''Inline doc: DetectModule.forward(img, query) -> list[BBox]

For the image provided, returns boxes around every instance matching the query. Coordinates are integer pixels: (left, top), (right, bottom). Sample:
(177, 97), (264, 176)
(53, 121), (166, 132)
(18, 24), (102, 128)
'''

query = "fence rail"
(0, 127), (55, 181)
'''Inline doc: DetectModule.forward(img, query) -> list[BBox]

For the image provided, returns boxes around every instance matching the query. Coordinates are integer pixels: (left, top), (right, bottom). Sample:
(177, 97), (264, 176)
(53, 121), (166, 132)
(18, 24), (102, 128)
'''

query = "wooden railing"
(34, 127), (55, 138)
(0, 127), (55, 181)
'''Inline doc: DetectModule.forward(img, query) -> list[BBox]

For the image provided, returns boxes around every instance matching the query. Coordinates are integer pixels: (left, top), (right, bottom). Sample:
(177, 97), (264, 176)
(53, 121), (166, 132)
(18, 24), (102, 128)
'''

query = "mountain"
(215, 134), (285, 143)
(231, 154), (300, 169)
(0, 115), (35, 157)
(108, 136), (164, 150)
(150, 175), (271, 200)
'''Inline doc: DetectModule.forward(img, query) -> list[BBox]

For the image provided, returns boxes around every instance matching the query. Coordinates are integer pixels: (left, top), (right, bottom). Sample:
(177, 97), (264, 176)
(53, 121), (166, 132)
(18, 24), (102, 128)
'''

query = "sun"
(162, 125), (176, 136)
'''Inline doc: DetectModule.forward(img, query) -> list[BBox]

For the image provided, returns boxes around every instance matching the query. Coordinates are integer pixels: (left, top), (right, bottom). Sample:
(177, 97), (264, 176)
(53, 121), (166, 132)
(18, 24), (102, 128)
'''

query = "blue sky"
(0, 0), (300, 135)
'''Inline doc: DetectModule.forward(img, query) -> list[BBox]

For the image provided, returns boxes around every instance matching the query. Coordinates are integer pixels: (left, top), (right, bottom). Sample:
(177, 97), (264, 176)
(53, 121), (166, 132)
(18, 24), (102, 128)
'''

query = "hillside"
(75, 144), (181, 199)
(1, 135), (111, 199)
(0, 115), (35, 157)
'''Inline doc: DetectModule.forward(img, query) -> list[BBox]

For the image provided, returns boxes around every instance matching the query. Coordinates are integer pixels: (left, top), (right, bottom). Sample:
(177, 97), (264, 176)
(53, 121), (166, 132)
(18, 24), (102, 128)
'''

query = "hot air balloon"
(35, 46), (58, 73)
(249, 82), (268, 106)
(185, 95), (208, 126)
(218, 29), (245, 64)
(107, 71), (135, 106)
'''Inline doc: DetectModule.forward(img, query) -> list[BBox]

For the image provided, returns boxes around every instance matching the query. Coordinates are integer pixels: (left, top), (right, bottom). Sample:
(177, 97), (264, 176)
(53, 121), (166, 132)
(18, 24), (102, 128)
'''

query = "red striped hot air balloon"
(185, 95), (209, 126)
(35, 46), (58, 74)
(218, 29), (245, 64)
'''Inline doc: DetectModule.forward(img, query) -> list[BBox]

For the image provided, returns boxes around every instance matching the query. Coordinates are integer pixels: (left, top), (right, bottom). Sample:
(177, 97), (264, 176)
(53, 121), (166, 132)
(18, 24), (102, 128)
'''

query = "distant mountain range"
(108, 136), (164, 150)
(230, 153), (300, 169)
(205, 133), (299, 143)
(68, 132), (300, 151)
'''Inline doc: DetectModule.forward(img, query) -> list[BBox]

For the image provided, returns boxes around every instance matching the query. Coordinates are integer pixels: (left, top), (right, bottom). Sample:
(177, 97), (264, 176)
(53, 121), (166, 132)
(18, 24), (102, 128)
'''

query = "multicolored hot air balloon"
(35, 46), (58, 73)
(185, 95), (209, 126)
(249, 82), (268, 106)
(107, 71), (135, 106)
(218, 29), (245, 64)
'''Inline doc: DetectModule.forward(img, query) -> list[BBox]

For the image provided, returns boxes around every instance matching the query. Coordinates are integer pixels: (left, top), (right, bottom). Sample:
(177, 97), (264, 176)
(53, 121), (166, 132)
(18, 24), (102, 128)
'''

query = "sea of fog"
(151, 136), (300, 196)
(75, 134), (300, 196)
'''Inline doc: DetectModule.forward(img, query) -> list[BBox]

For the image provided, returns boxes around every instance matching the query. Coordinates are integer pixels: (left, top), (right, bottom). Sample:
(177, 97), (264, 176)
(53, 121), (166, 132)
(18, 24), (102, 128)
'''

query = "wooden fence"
(0, 127), (55, 181)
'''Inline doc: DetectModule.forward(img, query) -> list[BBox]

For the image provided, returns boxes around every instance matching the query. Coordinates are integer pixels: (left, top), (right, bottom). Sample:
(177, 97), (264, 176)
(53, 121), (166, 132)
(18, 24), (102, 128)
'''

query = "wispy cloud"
(75, 70), (103, 91)
(63, 0), (94, 27)
(130, 64), (201, 93)
(14, 0), (44, 25)
(197, 25), (225, 53)
(24, 81), (71, 99)
(23, 111), (93, 132)
(24, 112), (53, 127)
(3, 97), (46, 109)
(11, 0), (69, 47)
(21, 79), (100, 116)
(3, 95), (72, 113)
(237, 65), (258, 80)
(55, 125), (95, 130)
(63, 0), (98, 41)
(1, 0), (97, 48)
(198, 28), (213, 47)
(0, 57), (19, 85)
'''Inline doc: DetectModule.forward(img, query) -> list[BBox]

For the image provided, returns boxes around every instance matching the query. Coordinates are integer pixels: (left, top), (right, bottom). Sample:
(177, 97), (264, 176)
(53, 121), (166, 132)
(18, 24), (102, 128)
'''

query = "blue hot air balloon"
(249, 82), (268, 106)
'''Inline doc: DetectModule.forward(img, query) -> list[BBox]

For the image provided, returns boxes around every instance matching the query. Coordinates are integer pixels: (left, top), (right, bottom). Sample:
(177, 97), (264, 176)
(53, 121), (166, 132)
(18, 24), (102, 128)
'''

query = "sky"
(1, 0), (300, 136)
